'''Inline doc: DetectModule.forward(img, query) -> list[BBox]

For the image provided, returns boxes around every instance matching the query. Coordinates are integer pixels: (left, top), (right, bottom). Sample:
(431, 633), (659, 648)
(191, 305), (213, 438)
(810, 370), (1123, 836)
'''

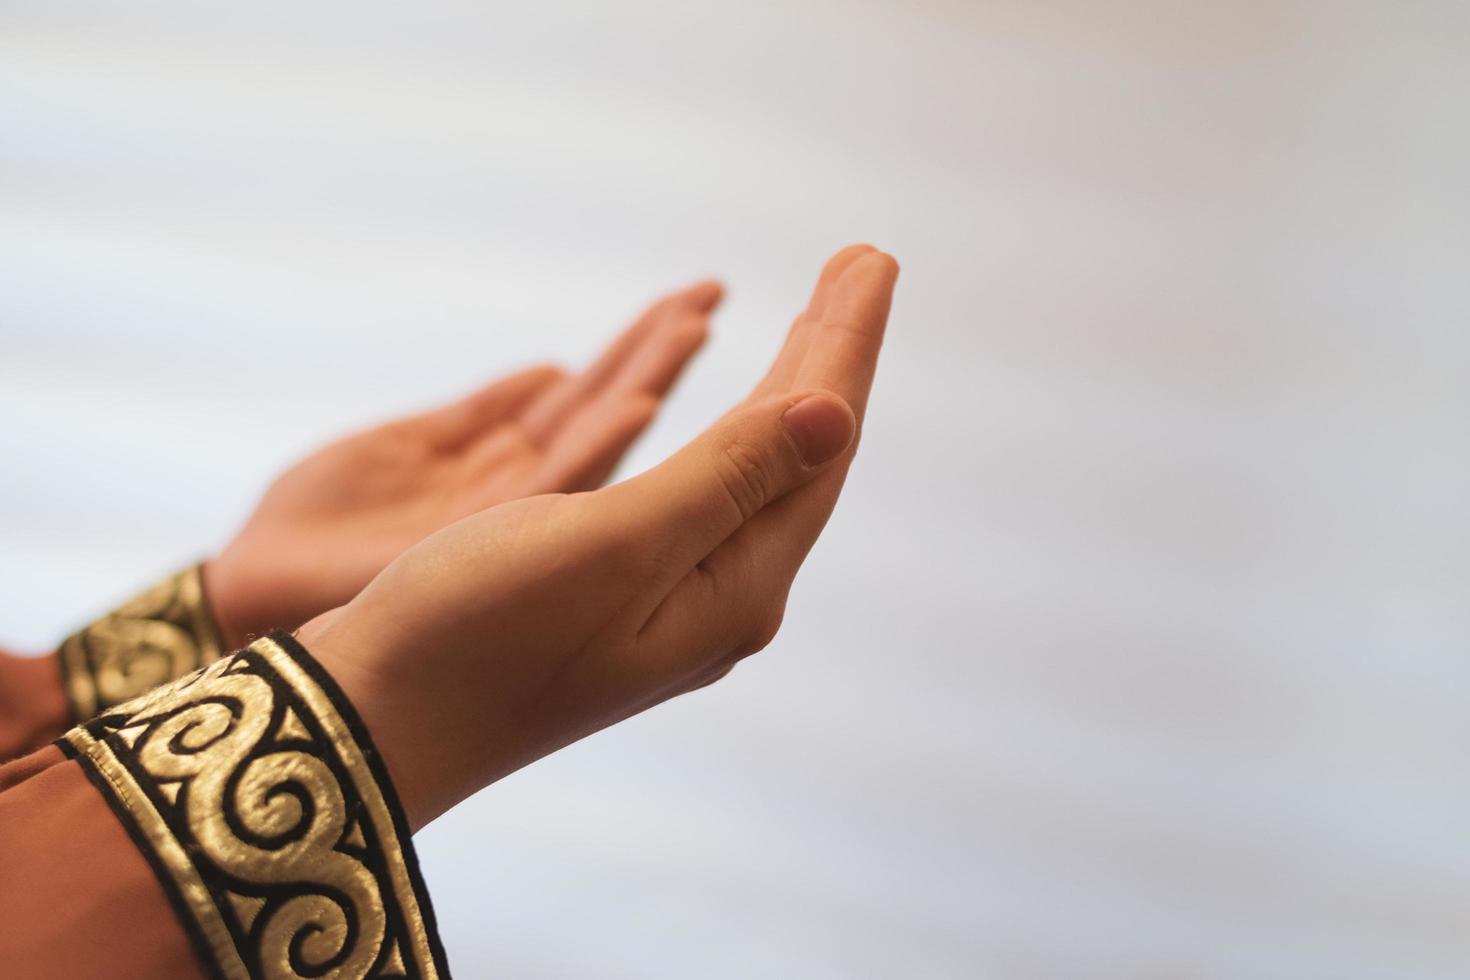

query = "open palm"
(303, 245), (897, 829)
(206, 281), (721, 646)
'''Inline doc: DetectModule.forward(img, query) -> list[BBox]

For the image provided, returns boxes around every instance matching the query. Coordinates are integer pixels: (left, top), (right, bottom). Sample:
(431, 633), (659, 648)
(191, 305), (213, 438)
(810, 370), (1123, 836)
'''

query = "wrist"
(206, 543), (317, 650)
(296, 609), (443, 832)
(202, 551), (263, 650)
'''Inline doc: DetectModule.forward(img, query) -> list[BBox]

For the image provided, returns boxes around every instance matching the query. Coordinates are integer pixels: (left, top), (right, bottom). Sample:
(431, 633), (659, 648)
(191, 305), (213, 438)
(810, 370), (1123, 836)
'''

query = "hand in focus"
(300, 245), (898, 830)
(207, 283), (720, 647)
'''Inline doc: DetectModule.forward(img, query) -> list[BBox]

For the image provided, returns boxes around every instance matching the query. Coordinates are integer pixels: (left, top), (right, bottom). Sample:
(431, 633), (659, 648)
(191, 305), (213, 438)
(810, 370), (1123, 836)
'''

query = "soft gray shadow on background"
(2, 1), (1468, 977)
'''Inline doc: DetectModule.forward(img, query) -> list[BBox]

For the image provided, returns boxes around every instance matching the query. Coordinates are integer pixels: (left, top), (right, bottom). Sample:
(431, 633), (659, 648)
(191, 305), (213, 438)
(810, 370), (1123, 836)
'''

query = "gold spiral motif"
(62, 636), (443, 979)
(58, 565), (225, 722)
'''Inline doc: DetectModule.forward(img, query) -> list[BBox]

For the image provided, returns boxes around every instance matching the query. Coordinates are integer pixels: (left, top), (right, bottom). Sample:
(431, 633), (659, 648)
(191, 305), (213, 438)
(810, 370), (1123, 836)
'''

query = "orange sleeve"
(0, 744), (208, 978)
(0, 651), (69, 762)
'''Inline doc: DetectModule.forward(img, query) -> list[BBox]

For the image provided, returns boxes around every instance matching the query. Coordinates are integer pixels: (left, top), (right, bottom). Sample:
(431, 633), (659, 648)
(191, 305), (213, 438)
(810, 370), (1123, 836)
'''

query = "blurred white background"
(3, 1), (1469, 976)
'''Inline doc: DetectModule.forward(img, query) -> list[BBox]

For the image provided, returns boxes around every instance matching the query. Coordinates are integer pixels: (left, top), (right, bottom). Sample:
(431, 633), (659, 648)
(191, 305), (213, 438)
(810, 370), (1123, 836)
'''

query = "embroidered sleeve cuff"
(58, 564), (226, 722)
(58, 629), (450, 980)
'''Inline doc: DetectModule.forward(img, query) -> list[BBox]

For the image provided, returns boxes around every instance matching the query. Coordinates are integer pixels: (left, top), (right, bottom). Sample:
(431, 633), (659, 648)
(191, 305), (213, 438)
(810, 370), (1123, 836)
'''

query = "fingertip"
(817, 245), (878, 289)
(526, 361), (570, 385)
(842, 249), (900, 284)
(826, 243), (878, 270)
(804, 245), (878, 319)
(678, 279), (725, 312)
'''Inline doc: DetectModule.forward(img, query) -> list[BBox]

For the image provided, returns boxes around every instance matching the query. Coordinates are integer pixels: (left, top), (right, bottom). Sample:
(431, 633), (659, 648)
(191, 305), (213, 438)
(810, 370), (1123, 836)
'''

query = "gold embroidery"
(58, 564), (225, 721)
(62, 635), (445, 979)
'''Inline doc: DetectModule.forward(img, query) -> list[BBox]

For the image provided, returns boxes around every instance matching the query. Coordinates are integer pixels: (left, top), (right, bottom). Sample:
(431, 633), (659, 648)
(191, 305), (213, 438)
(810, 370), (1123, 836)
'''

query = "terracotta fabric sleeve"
(0, 742), (205, 978)
(0, 649), (69, 763)
(0, 630), (449, 979)
(0, 565), (226, 762)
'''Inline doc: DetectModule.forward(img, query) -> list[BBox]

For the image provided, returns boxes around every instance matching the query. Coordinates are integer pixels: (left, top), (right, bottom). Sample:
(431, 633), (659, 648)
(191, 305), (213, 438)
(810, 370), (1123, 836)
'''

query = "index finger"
(749, 243), (877, 401)
(522, 280), (722, 442)
(792, 251), (899, 427)
(631, 252), (899, 664)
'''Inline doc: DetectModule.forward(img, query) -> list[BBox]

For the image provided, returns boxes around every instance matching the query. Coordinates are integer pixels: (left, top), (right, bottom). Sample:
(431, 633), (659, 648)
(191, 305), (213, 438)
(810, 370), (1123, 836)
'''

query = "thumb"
(608, 389), (856, 571)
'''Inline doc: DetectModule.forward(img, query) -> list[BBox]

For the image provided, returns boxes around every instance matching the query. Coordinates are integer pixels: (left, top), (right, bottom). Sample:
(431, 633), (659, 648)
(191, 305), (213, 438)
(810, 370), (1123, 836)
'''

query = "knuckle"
(715, 438), (776, 522)
(599, 524), (642, 559)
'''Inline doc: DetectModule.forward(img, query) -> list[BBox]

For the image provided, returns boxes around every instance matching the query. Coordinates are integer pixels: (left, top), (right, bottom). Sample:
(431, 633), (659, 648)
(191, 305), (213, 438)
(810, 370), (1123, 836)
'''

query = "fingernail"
(781, 394), (855, 467)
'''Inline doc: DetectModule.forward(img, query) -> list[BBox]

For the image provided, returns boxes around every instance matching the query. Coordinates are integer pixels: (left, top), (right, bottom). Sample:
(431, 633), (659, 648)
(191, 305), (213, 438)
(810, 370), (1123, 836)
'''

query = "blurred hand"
(300, 245), (898, 830)
(207, 282), (721, 647)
